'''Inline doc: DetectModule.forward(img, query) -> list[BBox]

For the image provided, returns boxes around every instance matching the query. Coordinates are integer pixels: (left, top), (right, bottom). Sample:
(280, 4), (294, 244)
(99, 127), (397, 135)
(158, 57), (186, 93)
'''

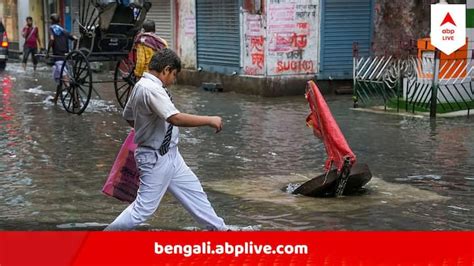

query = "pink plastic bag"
(102, 129), (140, 203)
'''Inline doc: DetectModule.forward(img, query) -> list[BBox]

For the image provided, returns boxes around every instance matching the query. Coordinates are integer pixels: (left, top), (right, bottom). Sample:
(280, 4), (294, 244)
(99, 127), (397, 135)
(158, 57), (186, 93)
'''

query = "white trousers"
(105, 146), (227, 231)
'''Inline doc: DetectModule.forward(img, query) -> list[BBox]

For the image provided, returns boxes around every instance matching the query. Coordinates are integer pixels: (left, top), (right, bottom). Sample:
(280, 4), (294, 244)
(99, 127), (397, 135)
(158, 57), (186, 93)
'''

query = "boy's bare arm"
(167, 113), (223, 133)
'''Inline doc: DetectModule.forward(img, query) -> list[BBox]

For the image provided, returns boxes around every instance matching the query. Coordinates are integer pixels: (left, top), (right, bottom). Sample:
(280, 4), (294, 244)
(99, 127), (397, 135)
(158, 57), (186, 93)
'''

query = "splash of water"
(284, 183), (301, 194)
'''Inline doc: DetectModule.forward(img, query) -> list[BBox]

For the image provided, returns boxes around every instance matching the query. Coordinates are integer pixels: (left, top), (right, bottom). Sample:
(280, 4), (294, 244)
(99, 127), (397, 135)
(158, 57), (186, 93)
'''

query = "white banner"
(431, 4), (466, 55)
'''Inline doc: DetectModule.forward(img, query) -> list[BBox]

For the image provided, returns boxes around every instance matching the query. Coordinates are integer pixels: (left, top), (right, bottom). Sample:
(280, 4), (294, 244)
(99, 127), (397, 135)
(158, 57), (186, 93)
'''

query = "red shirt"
(22, 26), (39, 48)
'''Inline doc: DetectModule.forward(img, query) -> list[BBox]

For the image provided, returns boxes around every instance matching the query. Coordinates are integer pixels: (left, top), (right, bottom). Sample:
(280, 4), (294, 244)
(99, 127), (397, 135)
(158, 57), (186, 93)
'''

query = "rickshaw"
(57, 0), (151, 114)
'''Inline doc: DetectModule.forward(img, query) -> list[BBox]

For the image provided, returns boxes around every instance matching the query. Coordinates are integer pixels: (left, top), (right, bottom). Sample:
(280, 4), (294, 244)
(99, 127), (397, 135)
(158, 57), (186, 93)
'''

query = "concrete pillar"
(176, 0), (197, 69)
(17, 0), (30, 50)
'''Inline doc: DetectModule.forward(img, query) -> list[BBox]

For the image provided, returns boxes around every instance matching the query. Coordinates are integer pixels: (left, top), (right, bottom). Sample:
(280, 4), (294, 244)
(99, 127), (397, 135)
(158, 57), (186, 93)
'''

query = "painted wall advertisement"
(243, 13), (266, 75)
(243, 0), (320, 76)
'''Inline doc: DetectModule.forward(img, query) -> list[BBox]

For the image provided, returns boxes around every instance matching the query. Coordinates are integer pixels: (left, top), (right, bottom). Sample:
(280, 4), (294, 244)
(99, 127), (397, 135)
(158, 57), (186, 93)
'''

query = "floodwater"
(0, 63), (473, 230)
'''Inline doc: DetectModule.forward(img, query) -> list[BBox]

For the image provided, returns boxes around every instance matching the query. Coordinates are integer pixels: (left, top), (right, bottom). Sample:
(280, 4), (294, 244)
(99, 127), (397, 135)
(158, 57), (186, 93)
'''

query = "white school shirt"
(123, 72), (180, 150)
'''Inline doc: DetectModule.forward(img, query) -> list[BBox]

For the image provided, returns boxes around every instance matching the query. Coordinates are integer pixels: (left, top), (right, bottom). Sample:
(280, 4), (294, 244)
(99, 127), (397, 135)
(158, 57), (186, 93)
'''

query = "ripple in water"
(23, 86), (51, 95)
(396, 174), (444, 182)
(56, 222), (109, 229)
(406, 174), (442, 180)
(182, 225), (262, 231)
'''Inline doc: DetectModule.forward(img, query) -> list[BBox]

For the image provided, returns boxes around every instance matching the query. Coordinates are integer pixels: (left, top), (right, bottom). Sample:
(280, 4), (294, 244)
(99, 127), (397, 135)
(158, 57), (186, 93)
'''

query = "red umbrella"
(306, 80), (356, 172)
(293, 81), (370, 197)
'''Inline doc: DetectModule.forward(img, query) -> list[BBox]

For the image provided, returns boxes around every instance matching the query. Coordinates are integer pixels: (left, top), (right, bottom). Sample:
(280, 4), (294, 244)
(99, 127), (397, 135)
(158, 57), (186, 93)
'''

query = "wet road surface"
(0, 63), (473, 230)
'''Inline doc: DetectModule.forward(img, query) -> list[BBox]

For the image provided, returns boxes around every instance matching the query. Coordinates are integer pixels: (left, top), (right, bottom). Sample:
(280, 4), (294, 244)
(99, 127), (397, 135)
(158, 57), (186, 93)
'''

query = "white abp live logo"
(431, 4), (466, 55)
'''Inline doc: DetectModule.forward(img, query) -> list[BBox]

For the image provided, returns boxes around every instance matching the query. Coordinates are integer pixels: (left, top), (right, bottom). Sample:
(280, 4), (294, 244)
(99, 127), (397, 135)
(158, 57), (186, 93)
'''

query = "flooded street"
(0, 63), (473, 230)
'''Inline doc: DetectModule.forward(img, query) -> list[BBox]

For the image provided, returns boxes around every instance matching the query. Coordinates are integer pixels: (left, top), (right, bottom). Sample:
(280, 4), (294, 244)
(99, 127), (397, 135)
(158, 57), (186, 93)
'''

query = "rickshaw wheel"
(59, 50), (93, 115)
(114, 56), (136, 108)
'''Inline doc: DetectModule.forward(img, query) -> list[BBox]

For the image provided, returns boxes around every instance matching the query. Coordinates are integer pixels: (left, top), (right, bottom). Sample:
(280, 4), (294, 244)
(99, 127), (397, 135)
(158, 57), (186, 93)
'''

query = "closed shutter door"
(320, 0), (372, 79)
(196, 0), (240, 74)
(147, 0), (174, 49)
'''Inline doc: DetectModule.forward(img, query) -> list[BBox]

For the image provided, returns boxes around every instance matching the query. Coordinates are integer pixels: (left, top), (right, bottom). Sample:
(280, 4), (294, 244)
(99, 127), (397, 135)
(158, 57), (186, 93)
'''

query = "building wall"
(176, 0), (472, 96)
(2, 0), (19, 50)
(265, 0), (320, 76)
(175, 0), (319, 75)
(176, 0), (197, 69)
(372, 0), (472, 57)
(70, 0), (80, 38)
(42, 0), (62, 53)
(242, 11), (265, 75)
(18, 0), (30, 50)
(241, 0), (320, 76)
(30, 0), (45, 49)
(63, 0), (72, 33)
(372, 0), (430, 57)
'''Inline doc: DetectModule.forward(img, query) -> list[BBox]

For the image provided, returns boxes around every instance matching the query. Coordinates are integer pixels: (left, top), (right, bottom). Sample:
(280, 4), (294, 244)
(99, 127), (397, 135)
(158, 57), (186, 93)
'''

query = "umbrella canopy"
(305, 81), (356, 172)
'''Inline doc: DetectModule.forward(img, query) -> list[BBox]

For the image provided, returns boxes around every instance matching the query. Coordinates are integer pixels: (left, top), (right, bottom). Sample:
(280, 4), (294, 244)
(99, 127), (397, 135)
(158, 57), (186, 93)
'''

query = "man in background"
(22, 16), (41, 71)
(133, 20), (168, 78)
(47, 13), (77, 104)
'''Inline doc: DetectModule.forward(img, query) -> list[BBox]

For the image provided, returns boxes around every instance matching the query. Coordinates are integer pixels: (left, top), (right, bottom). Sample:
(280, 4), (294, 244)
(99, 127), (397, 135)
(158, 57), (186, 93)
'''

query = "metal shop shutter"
(196, 0), (240, 74)
(147, 0), (174, 50)
(320, 0), (373, 79)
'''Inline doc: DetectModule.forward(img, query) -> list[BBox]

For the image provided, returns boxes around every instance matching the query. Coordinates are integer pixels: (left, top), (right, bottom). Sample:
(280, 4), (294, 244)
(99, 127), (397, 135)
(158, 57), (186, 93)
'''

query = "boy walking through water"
(105, 48), (228, 231)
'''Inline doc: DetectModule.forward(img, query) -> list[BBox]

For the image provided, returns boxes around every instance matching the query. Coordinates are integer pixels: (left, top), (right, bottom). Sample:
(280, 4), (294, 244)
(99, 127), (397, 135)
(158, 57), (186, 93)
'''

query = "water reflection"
(0, 63), (473, 230)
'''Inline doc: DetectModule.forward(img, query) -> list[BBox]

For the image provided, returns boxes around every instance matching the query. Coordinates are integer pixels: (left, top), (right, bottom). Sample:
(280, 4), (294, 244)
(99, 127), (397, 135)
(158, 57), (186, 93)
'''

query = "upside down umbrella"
(292, 81), (371, 197)
(306, 80), (356, 171)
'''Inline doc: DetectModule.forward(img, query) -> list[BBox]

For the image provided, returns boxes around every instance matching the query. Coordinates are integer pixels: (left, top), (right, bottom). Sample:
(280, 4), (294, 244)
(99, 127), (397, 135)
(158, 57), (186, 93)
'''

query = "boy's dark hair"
(142, 20), (155, 33)
(149, 48), (181, 73)
(26, 16), (33, 21)
(50, 13), (60, 24)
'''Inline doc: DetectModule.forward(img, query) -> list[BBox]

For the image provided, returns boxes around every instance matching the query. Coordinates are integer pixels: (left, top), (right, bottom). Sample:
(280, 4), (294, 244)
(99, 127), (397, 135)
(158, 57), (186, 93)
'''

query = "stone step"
(201, 82), (224, 92)
(335, 86), (353, 95)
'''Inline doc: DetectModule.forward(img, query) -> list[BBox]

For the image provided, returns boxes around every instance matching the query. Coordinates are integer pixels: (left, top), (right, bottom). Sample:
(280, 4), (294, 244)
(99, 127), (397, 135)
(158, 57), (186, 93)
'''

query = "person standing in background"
(133, 20), (168, 78)
(21, 16), (41, 71)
